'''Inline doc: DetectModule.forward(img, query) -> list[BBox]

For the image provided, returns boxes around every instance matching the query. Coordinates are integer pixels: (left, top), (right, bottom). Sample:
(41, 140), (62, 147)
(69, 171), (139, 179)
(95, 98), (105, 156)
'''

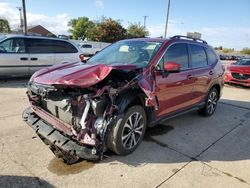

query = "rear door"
(26, 38), (55, 74)
(0, 37), (29, 76)
(188, 44), (212, 103)
(54, 40), (79, 64)
(154, 43), (196, 117)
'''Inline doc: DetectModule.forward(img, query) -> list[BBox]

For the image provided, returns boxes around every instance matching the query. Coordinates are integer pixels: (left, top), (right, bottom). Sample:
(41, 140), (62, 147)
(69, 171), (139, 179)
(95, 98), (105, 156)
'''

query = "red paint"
(30, 38), (224, 119)
(224, 64), (250, 87)
(163, 61), (181, 72)
(31, 62), (137, 88)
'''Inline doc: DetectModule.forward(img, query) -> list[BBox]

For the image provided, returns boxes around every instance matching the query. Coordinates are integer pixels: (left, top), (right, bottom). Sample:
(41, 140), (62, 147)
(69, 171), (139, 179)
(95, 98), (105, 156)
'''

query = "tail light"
(79, 54), (85, 62)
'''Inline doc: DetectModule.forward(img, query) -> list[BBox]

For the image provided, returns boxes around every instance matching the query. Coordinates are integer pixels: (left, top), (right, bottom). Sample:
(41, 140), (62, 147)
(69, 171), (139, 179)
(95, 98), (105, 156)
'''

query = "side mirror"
(163, 61), (181, 73)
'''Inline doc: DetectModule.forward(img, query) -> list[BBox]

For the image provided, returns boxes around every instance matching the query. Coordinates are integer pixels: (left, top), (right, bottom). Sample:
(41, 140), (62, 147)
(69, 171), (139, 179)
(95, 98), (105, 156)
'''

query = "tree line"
(68, 16), (149, 43)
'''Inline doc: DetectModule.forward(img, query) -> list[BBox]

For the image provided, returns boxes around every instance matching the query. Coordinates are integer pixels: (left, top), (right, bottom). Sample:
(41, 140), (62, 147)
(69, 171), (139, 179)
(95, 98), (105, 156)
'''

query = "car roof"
(121, 37), (209, 46)
(2, 34), (73, 43)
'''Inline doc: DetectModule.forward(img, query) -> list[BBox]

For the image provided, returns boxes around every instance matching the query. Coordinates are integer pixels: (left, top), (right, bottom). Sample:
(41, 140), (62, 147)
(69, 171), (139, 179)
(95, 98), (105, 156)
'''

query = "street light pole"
(164, 0), (171, 38)
(22, 0), (27, 35)
(143, 16), (148, 28)
(17, 7), (23, 33)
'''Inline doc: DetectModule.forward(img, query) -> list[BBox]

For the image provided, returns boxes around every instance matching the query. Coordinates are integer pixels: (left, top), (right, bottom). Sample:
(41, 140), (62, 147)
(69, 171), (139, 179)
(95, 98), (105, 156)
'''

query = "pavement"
(0, 78), (250, 188)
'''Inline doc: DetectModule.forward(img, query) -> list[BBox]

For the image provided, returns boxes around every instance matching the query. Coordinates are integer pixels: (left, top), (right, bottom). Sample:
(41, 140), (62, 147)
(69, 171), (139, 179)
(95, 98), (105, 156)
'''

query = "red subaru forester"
(23, 36), (224, 164)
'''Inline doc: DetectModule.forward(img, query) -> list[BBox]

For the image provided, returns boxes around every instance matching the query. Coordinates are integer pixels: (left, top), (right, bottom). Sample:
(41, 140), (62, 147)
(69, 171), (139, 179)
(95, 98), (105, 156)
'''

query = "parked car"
(224, 58), (250, 87)
(23, 36), (224, 164)
(0, 35), (84, 77)
(80, 44), (101, 56)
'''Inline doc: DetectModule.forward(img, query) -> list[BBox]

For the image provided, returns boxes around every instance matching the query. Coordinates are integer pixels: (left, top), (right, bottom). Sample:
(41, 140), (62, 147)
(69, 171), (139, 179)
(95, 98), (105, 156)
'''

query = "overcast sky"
(0, 0), (249, 49)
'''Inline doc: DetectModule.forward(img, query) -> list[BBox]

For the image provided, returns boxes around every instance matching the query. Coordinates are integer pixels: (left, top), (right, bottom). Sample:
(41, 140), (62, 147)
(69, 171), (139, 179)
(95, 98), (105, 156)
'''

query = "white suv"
(0, 35), (84, 76)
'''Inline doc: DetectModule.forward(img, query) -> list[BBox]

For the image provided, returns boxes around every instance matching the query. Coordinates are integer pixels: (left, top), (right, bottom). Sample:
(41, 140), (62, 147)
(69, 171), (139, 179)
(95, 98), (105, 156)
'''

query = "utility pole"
(164, 0), (171, 38)
(143, 16), (148, 28)
(17, 7), (23, 33)
(22, 0), (27, 35)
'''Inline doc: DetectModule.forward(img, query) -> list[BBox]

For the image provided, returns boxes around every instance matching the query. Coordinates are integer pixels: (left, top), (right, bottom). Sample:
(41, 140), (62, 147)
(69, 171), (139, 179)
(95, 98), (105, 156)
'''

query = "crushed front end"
(22, 64), (157, 164)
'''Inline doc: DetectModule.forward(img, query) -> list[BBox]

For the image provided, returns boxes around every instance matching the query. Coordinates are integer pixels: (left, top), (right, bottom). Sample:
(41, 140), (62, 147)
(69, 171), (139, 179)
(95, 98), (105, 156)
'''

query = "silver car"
(0, 35), (84, 76)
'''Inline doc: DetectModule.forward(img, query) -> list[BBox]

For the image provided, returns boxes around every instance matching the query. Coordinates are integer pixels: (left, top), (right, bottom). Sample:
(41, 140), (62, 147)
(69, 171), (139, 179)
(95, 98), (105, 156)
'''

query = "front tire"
(107, 105), (147, 155)
(199, 87), (219, 116)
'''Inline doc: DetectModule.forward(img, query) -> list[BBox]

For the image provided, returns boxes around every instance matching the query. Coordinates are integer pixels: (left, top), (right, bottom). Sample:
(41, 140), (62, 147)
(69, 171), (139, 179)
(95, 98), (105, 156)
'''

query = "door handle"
(20, 57), (28, 61)
(209, 71), (214, 75)
(187, 74), (193, 79)
(30, 57), (38, 61)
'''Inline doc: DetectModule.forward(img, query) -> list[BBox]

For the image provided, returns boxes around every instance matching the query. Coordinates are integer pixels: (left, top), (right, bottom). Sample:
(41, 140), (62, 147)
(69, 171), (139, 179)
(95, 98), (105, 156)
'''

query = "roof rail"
(170, 35), (208, 44)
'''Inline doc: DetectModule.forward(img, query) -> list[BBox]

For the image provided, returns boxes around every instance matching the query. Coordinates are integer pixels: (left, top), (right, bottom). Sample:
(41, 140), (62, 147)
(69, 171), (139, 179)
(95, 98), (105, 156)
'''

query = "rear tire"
(107, 105), (147, 155)
(199, 87), (218, 116)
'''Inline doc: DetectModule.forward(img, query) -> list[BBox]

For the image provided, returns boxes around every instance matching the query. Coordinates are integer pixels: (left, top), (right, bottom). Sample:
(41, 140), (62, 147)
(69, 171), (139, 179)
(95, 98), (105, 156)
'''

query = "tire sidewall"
(111, 105), (147, 155)
(205, 88), (218, 116)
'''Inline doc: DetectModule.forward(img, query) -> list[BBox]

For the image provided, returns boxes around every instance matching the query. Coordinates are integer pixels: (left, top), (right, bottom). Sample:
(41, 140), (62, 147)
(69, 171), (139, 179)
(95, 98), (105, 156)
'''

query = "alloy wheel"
(121, 112), (144, 149)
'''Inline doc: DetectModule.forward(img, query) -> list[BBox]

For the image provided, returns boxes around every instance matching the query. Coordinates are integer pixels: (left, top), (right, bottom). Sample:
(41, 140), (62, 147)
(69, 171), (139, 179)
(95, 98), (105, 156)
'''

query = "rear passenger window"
(54, 41), (78, 53)
(205, 47), (218, 65)
(158, 43), (189, 70)
(189, 44), (207, 68)
(27, 39), (55, 53)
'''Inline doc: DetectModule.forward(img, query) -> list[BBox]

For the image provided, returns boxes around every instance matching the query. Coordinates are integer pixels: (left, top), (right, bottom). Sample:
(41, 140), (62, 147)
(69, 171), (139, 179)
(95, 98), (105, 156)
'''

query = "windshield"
(87, 40), (162, 67)
(235, 58), (250, 66)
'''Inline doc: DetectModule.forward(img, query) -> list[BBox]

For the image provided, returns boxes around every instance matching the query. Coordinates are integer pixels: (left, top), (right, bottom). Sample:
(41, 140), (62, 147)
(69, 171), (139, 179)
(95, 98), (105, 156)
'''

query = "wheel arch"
(115, 89), (155, 126)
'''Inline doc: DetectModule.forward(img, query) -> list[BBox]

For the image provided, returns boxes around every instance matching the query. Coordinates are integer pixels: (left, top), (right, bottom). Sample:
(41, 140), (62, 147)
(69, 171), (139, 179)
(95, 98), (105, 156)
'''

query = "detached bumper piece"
(22, 107), (100, 162)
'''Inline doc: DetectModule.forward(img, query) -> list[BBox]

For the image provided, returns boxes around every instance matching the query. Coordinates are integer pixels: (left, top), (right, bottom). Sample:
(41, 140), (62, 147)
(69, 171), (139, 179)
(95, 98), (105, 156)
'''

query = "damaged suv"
(23, 36), (224, 164)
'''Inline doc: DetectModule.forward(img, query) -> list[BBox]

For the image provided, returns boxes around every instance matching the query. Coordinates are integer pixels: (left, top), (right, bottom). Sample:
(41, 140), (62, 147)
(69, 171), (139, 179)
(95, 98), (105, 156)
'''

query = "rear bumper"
(22, 107), (100, 161)
(224, 73), (250, 87)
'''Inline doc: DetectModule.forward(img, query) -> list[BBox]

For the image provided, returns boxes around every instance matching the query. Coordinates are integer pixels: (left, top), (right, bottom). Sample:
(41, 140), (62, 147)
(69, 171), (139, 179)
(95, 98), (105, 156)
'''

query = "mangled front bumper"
(22, 107), (100, 161)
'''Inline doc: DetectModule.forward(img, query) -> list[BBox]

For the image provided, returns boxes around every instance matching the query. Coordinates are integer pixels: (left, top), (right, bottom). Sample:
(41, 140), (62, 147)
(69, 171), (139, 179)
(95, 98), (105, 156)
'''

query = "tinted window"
(54, 41), (78, 53)
(158, 43), (189, 70)
(205, 47), (218, 65)
(81, 44), (92, 48)
(190, 44), (207, 68)
(0, 38), (26, 53)
(235, 59), (250, 65)
(27, 39), (77, 53)
(27, 39), (55, 53)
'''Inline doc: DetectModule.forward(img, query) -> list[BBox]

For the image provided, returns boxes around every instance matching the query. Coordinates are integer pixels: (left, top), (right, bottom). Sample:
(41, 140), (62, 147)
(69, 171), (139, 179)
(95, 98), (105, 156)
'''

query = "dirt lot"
(0, 79), (250, 188)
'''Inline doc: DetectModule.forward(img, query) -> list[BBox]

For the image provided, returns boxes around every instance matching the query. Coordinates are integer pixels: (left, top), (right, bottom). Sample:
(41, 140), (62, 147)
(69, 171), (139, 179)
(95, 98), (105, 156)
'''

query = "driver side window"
(0, 38), (26, 53)
(157, 43), (189, 70)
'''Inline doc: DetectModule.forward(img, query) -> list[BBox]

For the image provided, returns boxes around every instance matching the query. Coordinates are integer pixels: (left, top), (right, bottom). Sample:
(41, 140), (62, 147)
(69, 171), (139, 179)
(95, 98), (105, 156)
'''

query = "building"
(27, 25), (55, 37)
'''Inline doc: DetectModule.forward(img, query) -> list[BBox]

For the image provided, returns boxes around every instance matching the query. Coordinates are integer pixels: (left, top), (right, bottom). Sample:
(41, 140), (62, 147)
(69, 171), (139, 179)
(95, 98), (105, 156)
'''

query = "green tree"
(68, 17), (94, 40)
(222, 48), (234, 53)
(87, 18), (126, 43)
(126, 23), (149, 38)
(241, 47), (250, 55)
(0, 18), (11, 33)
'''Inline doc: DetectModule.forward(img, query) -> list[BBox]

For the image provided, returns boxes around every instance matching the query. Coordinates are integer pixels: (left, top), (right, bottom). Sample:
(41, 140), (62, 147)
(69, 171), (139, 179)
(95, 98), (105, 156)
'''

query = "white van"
(0, 35), (84, 76)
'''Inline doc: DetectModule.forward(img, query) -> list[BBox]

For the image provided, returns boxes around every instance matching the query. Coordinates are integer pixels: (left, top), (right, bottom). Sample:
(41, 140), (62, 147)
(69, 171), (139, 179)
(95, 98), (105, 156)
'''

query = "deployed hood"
(31, 62), (139, 88)
(228, 64), (250, 74)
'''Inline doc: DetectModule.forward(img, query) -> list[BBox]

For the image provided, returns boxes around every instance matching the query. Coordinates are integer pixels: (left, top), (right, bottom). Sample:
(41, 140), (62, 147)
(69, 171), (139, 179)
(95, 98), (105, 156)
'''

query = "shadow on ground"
(0, 175), (54, 188)
(0, 77), (29, 88)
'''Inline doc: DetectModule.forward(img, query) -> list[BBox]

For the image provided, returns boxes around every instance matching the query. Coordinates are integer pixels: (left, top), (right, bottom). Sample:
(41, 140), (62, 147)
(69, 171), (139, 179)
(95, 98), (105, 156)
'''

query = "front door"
(154, 43), (196, 118)
(0, 38), (29, 76)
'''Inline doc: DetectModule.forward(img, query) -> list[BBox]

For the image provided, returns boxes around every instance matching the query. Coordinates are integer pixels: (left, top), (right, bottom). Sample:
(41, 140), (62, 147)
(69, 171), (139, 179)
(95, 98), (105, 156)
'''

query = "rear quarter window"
(54, 41), (78, 53)
(205, 47), (218, 65)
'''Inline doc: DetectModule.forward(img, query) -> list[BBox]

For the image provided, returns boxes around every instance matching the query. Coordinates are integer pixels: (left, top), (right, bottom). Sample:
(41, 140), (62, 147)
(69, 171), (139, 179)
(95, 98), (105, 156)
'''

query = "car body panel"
(225, 64), (250, 86)
(0, 53), (30, 76)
